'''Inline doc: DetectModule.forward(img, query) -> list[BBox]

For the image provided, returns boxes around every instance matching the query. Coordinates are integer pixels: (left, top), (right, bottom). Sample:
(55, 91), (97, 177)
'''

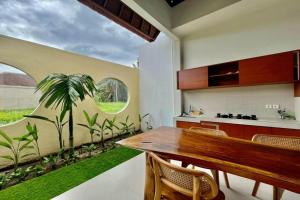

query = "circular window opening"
(95, 78), (128, 114)
(0, 63), (41, 126)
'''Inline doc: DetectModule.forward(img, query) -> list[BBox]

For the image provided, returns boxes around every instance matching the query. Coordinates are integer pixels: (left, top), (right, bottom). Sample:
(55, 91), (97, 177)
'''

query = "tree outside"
(94, 78), (128, 113)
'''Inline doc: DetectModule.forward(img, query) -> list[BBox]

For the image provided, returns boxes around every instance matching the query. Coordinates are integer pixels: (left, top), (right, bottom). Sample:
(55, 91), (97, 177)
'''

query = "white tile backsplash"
(183, 84), (294, 119)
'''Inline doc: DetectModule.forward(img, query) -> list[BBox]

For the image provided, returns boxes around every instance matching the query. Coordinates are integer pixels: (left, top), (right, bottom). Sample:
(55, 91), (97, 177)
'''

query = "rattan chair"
(251, 134), (300, 199)
(149, 152), (225, 200)
(187, 126), (230, 189)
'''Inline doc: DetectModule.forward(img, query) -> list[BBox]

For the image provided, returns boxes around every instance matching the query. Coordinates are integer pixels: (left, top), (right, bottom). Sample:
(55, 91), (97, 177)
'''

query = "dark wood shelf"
(208, 61), (239, 87)
(208, 84), (239, 89)
(209, 72), (239, 78)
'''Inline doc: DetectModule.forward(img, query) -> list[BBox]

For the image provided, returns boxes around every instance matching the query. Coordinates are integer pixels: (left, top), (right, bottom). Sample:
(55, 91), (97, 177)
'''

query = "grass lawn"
(0, 146), (141, 200)
(97, 102), (126, 113)
(0, 108), (34, 125)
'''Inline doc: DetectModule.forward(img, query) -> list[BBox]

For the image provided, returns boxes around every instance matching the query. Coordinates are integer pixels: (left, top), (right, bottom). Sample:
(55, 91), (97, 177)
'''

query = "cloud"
(0, 0), (146, 66)
(0, 63), (25, 74)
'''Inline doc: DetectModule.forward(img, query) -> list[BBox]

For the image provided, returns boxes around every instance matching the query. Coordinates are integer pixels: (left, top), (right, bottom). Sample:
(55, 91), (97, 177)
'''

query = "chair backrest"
(149, 152), (219, 200)
(189, 127), (228, 137)
(252, 134), (300, 151)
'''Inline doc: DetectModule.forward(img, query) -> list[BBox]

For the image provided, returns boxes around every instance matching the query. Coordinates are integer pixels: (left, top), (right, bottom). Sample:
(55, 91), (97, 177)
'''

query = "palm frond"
(0, 131), (12, 144)
(0, 155), (14, 161)
(21, 153), (36, 159)
(0, 141), (12, 149)
(25, 115), (55, 124)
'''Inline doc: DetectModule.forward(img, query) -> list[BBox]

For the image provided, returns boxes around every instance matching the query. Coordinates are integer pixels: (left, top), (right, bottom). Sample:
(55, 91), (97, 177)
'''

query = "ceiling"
(78, 0), (160, 42)
(165, 0), (185, 7)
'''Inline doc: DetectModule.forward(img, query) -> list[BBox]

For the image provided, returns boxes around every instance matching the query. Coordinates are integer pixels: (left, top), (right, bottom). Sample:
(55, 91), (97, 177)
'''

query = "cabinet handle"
(200, 122), (220, 130)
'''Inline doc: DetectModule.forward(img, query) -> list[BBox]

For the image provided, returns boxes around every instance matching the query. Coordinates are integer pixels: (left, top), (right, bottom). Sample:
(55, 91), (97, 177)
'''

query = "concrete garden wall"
(0, 85), (40, 109)
(0, 35), (139, 166)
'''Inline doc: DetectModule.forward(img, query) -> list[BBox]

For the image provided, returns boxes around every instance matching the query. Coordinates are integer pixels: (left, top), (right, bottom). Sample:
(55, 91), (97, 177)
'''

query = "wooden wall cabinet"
(176, 121), (300, 140)
(177, 67), (208, 90)
(177, 50), (298, 90)
(239, 52), (294, 85)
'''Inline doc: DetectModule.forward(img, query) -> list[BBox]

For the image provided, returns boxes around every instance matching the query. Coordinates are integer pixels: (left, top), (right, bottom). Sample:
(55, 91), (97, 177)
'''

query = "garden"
(0, 73), (149, 199)
(0, 109), (34, 125)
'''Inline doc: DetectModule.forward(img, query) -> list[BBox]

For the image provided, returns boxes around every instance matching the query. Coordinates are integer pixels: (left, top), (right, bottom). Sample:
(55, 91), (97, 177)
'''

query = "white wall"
(182, 0), (300, 67)
(171, 0), (240, 28)
(180, 0), (300, 119)
(139, 34), (174, 128)
(0, 85), (40, 109)
(184, 84), (294, 118)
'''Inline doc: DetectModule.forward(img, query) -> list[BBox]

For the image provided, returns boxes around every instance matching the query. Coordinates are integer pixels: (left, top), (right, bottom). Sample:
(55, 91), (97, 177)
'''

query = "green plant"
(0, 173), (10, 190)
(9, 167), (30, 183)
(0, 108), (34, 125)
(33, 164), (45, 177)
(0, 131), (35, 171)
(25, 122), (41, 163)
(23, 164), (45, 178)
(36, 73), (96, 156)
(138, 113), (149, 133)
(119, 115), (134, 135)
(82, 144), (96, 157)
(96, 119), (108, 150)
(25, 114), (68, 158)
(43, 155), (60, 170)
(106, 116), (119, 146)
(77, 111), (98, 143)
(67, 152), (80, 164)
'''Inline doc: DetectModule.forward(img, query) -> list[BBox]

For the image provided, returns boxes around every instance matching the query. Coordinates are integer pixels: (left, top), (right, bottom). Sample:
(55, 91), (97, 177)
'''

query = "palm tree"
(36, 73), (96, 156)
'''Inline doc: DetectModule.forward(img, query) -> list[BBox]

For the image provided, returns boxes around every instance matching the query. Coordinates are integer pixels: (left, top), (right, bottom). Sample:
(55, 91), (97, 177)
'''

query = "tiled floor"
(53, 153), (300, 200)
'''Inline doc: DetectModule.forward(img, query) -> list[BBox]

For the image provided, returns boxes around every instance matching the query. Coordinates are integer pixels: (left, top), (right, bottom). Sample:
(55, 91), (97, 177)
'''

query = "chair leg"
(223, 172), (230, 189)
(252, 181), (260, 196)
(193, 176), (201, 200)
(144, 153), (155, 200)
(154, 183), (162, 200)
(211, 170), (220, 188)
(273, 187), (284, 200)
(278, 188), (284, 199)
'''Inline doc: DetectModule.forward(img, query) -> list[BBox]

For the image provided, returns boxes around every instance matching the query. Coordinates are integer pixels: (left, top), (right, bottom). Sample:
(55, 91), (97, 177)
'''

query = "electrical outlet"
(265, 104), (272, 109)
(273, 104), (279, 109)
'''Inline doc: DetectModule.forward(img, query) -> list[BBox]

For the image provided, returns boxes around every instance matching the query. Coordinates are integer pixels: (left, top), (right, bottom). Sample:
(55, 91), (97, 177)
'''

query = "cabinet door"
(177, 67), (208, 90)
(176, 121), (201, 129)
(271, 127), (300, 137)
(239, 52), (294, 86)
(218, 123), (245, 139)
(243, 125), (272, 140)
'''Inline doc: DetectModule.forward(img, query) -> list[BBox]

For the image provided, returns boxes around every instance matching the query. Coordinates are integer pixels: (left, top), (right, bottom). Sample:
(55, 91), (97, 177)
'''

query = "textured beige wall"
(0, 35), (139, 166)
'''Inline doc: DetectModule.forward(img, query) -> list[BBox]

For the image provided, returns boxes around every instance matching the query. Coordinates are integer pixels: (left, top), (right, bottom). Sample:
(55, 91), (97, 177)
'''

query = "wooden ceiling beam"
(79, 0), (160, 42)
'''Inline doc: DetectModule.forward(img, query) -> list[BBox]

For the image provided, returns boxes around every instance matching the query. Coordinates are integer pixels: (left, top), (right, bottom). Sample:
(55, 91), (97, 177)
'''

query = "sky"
(0, 0), (146, 70)
(0, 63), (25, 74)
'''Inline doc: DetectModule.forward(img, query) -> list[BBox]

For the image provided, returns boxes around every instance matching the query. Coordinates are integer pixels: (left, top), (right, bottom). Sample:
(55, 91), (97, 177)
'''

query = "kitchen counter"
(174, 116), (300, 130)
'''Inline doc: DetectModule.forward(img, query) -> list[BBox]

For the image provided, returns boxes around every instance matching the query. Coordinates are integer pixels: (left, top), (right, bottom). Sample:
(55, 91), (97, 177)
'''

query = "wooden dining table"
(117, 126), (300, 200)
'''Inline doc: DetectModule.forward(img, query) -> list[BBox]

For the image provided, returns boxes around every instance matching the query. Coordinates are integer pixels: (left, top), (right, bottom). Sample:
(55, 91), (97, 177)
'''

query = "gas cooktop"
(216, 113), (257, 120)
